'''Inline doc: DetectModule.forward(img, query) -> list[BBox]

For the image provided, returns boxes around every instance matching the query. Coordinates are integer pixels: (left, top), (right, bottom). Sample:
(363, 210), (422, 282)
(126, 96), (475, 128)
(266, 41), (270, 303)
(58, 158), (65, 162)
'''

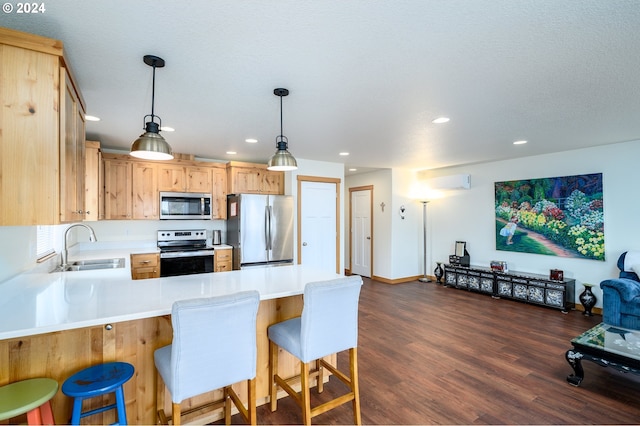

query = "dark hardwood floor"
(227, 277), (640, 424)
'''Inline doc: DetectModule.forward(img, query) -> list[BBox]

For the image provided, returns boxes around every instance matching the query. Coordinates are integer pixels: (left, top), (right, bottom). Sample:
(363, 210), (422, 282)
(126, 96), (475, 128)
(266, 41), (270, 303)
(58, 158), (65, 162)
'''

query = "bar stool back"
(154, 291), (260, 425)
(268, 275), (363, 425)
(0, 378), (58, 425)
(61, 361), (134, 425)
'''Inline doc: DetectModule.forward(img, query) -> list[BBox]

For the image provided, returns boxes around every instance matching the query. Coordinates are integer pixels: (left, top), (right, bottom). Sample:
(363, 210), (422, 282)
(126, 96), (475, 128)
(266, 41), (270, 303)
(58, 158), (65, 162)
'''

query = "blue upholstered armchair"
(600, 251), (640, 330)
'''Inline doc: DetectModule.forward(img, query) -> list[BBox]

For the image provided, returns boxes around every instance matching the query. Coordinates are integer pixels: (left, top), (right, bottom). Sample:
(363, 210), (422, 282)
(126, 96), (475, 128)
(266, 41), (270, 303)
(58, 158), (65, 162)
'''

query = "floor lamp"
(419, 200), (431, 283)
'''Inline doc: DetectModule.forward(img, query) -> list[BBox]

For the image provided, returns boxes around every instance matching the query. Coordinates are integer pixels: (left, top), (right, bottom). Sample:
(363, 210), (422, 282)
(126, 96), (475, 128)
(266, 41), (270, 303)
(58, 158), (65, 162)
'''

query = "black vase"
(579, 284), (597, 316)
(434, 262), (444, 284)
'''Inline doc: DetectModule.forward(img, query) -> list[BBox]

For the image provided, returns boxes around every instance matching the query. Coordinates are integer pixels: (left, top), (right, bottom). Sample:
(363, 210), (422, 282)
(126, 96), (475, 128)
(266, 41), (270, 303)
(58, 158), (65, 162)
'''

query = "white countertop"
(0, 245), (341, 340)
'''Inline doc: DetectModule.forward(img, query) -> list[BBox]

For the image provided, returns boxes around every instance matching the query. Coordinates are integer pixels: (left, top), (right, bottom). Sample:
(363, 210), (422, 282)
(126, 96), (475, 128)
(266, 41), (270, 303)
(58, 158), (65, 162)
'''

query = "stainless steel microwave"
(159, 192), (212, 220)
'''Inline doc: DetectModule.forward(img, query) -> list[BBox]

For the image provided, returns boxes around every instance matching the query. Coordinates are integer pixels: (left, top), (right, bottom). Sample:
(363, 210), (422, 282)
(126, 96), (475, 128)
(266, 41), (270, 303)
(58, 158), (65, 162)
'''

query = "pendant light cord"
(150, 64), (156, 122)
(279, 93), (284, 139)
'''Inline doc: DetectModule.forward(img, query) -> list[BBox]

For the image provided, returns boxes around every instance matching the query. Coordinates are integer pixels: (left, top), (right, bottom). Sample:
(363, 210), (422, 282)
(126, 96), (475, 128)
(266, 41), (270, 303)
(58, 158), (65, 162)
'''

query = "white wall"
(420, 139), (640, 307)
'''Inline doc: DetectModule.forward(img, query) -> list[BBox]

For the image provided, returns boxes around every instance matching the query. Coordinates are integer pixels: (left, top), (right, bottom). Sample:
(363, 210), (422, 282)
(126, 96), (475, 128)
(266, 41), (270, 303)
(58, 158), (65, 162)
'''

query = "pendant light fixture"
(267, 88), (297, 171)
(130, 55), (173, 160)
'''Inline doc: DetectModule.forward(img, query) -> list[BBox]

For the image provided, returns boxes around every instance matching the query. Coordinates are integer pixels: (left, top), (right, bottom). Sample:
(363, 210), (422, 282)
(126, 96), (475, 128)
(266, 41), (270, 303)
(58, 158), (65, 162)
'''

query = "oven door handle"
(160, 250), (215, 259)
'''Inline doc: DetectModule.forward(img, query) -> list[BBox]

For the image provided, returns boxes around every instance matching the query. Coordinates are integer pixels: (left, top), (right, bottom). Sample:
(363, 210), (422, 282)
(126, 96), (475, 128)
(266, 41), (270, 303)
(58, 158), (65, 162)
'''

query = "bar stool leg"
(26, 402), (54, 425)
(71, 397), (84, 425)
(269, 340), (278, 412)
(115, 386), (128, 425)
(300, 361), (311, 426)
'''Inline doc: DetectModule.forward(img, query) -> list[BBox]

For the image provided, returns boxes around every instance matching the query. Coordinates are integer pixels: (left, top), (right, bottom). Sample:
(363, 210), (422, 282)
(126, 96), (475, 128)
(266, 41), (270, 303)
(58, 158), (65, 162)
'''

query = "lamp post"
(419, 200), (431, 283)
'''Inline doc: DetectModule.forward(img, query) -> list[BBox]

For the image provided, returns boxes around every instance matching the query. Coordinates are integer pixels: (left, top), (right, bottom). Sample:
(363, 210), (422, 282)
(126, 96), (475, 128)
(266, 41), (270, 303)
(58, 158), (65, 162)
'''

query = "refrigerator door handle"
(265, 205), (272, 250)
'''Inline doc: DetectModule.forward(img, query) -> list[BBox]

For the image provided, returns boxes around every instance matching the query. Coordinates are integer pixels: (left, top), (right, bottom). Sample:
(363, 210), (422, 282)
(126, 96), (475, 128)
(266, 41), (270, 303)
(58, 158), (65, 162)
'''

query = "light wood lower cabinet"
(214, 248), (232, 272)
(130, 253), (160, 279)
(0, 296), (322, 425)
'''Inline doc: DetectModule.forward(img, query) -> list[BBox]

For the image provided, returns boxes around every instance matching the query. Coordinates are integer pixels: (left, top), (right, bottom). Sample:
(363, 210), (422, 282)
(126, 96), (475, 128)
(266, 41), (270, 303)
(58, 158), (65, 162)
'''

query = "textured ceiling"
(3, 0), (640, 174)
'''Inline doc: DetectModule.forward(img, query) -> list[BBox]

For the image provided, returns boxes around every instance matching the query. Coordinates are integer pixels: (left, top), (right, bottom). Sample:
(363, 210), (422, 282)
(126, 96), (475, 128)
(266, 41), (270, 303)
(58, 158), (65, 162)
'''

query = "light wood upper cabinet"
(0, 28), (85, 225)
(84, 141), (103, 221)
(157, 164), (186, 192)
(132, 162), (159, 219)
(104, 158), (132, 220)
(158, 164), (214, 193)
(187, 166), (213, 193)
(60, 67), (86, 223)
(227, 162), (284, 195)
(211, 166), (227, 219)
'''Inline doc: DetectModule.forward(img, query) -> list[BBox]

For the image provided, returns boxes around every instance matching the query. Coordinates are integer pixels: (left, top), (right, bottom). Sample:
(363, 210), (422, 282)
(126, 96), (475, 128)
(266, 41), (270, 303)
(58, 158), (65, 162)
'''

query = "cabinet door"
(214, 249), (232, 272)
(158, 164), (186, 192)
(262, 170), (284, 194)
(104, 159), (132, 219)
(132, 162), (159, 219)
(60, 68), (85, 223)
(84, 141), (102, 221)
(130, 253), (160, 279)
(211, 167), (227, 219)
(0, 45), (59, 225)
(230, 167), (262, 193)
(186, 166), (212, 193)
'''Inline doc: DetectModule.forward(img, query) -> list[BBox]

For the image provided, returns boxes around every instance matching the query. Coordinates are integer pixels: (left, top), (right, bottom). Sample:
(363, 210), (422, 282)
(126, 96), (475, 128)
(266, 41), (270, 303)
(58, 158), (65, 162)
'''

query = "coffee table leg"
(565, 349), (584, 386)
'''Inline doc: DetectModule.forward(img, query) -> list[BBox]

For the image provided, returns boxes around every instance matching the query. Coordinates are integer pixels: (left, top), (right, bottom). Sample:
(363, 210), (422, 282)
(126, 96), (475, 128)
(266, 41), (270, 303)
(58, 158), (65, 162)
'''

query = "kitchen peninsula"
(0, 254), (342, 424)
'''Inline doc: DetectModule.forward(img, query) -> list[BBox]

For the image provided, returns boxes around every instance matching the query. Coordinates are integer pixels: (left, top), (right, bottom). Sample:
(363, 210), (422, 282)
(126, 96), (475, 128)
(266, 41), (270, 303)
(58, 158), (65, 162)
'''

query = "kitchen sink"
(53, 257), (125, 272)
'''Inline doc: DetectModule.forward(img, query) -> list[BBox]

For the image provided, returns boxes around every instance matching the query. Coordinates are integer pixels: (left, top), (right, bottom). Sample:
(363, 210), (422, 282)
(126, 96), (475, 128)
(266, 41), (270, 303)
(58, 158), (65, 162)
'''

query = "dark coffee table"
(566, 322), (640, 386)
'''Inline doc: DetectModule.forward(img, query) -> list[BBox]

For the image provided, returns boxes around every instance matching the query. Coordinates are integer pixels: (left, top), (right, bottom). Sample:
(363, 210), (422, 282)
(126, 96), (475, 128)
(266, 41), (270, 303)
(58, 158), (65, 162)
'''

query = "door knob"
(302, 242), (308, 246)
(367, 236), (371, 240)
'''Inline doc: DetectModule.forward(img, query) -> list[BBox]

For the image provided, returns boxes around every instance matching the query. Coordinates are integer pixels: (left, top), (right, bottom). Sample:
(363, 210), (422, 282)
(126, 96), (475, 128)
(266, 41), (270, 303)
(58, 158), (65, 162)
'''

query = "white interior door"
(351, 189), (371, 277)
(300, 181), (337, 272)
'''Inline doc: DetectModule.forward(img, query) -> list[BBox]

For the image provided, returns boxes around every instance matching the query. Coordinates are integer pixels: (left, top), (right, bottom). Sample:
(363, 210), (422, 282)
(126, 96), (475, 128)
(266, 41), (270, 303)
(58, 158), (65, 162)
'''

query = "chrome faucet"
(61, 223), (97, 267)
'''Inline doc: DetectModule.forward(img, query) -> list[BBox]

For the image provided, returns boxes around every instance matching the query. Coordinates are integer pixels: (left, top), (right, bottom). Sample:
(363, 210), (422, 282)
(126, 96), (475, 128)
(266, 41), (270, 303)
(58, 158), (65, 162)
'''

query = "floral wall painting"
(495, 173), (604, 261)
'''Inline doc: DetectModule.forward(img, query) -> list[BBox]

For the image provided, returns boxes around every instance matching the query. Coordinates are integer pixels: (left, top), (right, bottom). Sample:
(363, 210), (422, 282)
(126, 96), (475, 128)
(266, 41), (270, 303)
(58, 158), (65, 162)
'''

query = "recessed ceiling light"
(226, 151), (237, 155)
(339, 152), (350, 156)
(349, 168), (357, 172)
(432, 117), (450, 124)
(513, 140), (528, 145)
(85, 115), (100, 122)
(245, 138), (258, 143)
(160, 126), (175, 132)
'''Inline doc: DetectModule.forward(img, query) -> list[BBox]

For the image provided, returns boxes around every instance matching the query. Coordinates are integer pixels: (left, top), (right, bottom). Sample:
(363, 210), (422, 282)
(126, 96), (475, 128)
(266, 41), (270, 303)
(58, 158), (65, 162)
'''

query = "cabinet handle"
(85, 210), (91, 215)
(105, 324), (113, 331)
(139, 260), (151, 264)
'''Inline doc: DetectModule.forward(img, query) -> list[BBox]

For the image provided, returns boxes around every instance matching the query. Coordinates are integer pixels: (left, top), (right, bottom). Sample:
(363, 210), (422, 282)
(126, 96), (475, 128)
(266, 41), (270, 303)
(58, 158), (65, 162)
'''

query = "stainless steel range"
(157, 229), (214, 277)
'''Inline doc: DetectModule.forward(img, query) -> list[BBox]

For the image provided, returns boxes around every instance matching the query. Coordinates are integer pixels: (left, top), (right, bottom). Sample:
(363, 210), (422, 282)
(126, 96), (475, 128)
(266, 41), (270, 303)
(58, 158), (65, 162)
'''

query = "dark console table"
(443, 264), (575, 312)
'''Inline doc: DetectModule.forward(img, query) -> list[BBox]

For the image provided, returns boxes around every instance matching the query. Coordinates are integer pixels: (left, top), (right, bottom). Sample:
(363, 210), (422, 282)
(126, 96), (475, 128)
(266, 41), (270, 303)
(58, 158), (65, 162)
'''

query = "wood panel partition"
(0, 295), (320, 425)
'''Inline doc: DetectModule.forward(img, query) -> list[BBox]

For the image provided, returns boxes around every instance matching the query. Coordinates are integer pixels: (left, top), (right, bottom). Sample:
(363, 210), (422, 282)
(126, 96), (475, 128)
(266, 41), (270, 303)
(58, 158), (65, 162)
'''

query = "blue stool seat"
(62, 362), (134, 425)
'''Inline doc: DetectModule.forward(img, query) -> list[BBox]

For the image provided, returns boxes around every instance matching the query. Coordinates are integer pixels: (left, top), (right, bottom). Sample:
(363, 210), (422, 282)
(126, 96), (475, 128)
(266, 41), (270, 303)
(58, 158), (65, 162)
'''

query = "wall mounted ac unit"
(429, 174), (471, 190)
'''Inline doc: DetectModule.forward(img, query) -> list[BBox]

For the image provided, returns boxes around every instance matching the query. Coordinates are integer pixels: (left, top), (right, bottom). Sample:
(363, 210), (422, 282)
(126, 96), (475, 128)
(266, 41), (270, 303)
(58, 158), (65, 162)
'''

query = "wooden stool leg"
(317, 358), (324, 393)
(248, 378), (256, 425)
(172, 402), (181, 426)
(269, 340), (278, 412)
(300, 361), (311, 426)
(350, 348), (361, 426)
(224, 387), (231, 425)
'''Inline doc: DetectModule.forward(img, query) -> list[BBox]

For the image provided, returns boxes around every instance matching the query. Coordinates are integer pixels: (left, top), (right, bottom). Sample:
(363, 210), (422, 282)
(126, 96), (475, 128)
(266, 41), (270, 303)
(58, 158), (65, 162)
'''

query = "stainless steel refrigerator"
(227, 194), (294, 269)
